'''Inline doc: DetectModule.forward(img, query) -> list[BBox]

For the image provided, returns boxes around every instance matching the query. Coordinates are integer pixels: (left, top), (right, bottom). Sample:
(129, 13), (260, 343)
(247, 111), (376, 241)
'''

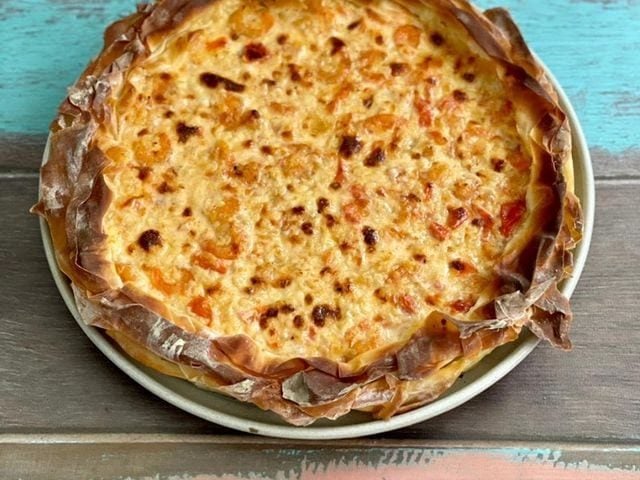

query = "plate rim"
(38, 57), (595, 440)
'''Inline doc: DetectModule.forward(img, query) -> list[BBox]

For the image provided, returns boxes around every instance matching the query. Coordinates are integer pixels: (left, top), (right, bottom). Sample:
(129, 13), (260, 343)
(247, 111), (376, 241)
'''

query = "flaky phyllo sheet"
(34, 0), (582, 424)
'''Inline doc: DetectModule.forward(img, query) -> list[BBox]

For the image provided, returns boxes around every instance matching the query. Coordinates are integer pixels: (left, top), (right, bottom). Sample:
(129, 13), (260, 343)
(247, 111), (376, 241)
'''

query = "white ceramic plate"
(39, 59), (594, 440)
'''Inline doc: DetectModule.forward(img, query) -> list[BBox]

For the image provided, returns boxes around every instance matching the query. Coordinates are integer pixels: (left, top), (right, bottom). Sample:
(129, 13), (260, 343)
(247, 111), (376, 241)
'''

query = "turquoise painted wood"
(1, 0), (639, 156)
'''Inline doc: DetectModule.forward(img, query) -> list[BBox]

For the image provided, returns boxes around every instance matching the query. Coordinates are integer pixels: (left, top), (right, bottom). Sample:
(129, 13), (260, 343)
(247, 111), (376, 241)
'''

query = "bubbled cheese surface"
(96, 0), (531, 363)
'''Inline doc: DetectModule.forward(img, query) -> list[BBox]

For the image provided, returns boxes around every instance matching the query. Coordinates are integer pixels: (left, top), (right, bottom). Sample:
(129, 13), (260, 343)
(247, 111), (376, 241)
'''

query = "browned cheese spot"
(138, 229), (162, 251)
(317, 197), (329, 213)
(311, 304), (341, 327)
(492, 157), (506, 172)
(137, 166), (151, 181)
(362, 226), (379, 248)
(330, 36), (346, 55)
(259, 307), (279, 329)
(277, 277), (292, 288)
(430, 32), (444, 46)
(390, 62), (408, 76)
(291, 206), (305, 215)
(301, 222), (314, 235)
(339, 135), (362, 158)
(325, 214), (337, 227)
(244, 42), (269, 61)
(449, 259), (475, 274)
(199, 72), (246, 92)
(334, 279), (352, 294)
(280, 304), (295, 314)
(413, 253), (427, 263)
(364, 147), (385, 167)
(452, 89), (467, 102)
(450, 259), (465, 271)
(374, 287), (388, 303)
(288, 63), (302, 82)
(157, 181), (174, 194)
(176, 122), (200, 143)
(293, 314), (304, 328)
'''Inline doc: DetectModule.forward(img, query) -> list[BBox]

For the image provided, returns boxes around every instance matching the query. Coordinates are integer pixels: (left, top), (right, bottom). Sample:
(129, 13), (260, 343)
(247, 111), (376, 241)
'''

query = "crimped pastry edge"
(33, 0), (582, 424)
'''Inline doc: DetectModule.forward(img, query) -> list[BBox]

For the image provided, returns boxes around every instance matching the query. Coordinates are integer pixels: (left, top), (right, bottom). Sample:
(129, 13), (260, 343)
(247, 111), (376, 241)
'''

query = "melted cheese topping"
(97, 0), (531, 363)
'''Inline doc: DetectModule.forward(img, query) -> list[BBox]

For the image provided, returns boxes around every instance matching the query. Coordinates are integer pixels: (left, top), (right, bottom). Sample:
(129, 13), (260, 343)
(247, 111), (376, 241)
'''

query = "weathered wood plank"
(0, 176), (638, 440)
(0, 134), (47, 171)
(591, 148), (640, 179)
(1, 435), (638, 480)
(0, 0), (133, 134)
(475, 0), (640, 157)
(1, 0), (639, 174)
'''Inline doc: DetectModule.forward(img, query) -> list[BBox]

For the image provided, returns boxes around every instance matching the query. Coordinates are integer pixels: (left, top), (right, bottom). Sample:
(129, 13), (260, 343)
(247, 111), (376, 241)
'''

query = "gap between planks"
(1, 433), (639, 452)
(0, 170), (41, 179)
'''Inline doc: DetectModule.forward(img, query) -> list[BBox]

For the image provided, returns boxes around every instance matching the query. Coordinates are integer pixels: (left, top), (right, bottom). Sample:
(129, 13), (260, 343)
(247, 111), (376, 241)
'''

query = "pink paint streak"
(298, 451), (639, 480)
(145, 449), (639, 480)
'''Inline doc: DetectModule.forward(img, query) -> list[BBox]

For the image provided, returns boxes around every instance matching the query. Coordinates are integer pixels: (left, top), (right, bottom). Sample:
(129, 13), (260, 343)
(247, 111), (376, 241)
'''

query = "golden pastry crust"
(34, 0), (582, 424)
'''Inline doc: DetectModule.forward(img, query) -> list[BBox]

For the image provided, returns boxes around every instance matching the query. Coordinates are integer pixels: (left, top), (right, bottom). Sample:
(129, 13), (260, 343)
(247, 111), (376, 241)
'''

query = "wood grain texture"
(0, 0), (639, 175)
(1, 0), (639, 458)
(1, 176), (639, 441)
(474, 0), (640, 156)
(1, 435), (639, 480)
(0, 133), (46, 171)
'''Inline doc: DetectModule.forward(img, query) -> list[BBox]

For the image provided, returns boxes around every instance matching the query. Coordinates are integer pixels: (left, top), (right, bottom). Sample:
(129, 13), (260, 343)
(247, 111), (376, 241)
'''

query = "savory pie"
(34, 0), (583, 424)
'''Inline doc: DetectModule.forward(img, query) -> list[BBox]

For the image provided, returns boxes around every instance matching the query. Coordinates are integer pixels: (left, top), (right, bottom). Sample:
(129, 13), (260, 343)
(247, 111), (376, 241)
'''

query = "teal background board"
(1, 0), (638, 157)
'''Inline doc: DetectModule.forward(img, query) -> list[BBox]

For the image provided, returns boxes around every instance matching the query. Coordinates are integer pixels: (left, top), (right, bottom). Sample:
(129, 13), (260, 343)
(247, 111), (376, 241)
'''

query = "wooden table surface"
(1, 0), (639, 478)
